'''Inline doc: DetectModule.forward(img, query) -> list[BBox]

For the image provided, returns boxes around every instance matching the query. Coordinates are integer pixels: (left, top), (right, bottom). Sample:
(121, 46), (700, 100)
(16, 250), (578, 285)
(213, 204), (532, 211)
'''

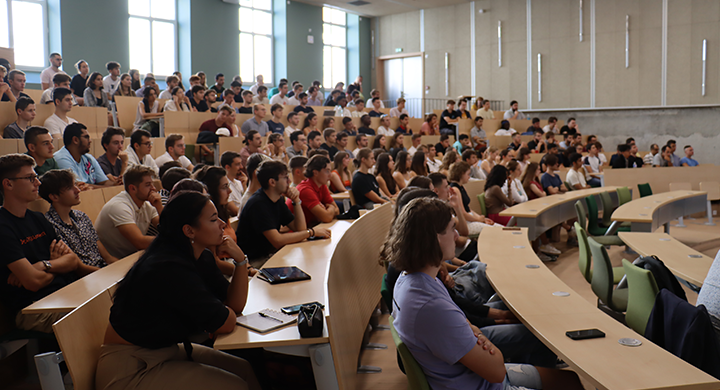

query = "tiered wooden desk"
(608, 190), (708, 235)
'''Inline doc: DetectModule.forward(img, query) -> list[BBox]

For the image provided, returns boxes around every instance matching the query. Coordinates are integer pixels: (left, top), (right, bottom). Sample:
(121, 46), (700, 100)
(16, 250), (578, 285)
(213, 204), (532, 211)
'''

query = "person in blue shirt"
(680, 145), (699, 167)
(266, 104), (285, 134)
(53, 123), (113, 188)
(452, 134), (472, 154)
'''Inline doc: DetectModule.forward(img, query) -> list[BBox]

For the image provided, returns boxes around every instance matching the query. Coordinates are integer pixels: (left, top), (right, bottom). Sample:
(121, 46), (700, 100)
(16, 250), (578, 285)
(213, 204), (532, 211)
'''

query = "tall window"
(322, 7), (346, 90)
(128, 0), (176, 77)
(0, 0), (48, 69)
(238, 0), (272, 84)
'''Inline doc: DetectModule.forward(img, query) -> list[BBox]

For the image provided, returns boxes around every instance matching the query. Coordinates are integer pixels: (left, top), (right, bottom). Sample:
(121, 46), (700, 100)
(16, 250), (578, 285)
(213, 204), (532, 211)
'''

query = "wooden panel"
(28, 198), (50, 214)
(0, 102), (16, 132)
(327, 203), (393, 390)
(101, 185), (124, 202)
(463, 179), (486, 215)
(603, 166), (717, 199)
(77, 188), (106, 225)
(501, 187), (620, 219)
(114, 96), (142, 133)
(700, 182), (720, 201)
(612, 190), (706, 224)
(219, 137), (246, 159)
(24, 89), (42, 102)
(0, 139), (19, 155)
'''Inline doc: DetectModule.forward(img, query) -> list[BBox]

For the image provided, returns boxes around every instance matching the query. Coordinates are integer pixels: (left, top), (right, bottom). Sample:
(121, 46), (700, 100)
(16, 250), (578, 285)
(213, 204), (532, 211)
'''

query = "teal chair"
(476, 193), (487, 216)
(575, 222), (624, 284)
(622, 259), (660, 335)
(599, 191), (632, 229)
(574, 200), (624, 245)
(585, 195), (631, 236)
(381, 274), (392, 311)
(588, 239), (628, 312)
(617, 186), (632, 205)
(389, 315), (431, 390)
(638, 183), (653, 198)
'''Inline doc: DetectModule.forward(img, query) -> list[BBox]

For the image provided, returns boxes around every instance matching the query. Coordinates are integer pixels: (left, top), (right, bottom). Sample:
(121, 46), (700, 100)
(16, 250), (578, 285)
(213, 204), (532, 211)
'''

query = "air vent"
(348, 0), (370, 5)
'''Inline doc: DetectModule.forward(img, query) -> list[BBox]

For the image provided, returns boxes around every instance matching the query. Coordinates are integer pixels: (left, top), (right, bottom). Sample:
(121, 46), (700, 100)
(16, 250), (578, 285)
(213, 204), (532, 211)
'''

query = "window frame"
(2, 0), (49, 72)
(127, 0), (178, 78)
(322, 6), (347, 92)
(238, 0), (273, 86)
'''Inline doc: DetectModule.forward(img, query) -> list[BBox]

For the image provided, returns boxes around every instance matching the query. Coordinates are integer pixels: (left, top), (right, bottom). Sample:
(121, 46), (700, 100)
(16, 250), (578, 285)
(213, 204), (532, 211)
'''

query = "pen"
(259, 312), (283, 323)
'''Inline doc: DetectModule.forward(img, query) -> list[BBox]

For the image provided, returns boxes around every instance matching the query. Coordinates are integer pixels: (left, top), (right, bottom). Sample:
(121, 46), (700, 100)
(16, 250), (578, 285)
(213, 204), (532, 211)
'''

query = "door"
(382, 55), (423, 118)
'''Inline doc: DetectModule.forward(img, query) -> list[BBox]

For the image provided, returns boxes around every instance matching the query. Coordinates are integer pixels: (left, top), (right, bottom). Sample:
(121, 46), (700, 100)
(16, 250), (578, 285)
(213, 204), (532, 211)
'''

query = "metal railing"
(382, 98), (505, 119)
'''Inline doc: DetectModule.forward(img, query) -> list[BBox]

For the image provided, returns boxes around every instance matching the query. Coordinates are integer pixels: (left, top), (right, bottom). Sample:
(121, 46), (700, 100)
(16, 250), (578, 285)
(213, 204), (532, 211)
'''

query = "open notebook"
(236, 309), (297, 333)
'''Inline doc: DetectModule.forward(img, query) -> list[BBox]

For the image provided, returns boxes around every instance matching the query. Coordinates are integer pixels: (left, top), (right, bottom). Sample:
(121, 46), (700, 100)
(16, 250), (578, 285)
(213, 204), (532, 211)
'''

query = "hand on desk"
(312, 227), (332, 239)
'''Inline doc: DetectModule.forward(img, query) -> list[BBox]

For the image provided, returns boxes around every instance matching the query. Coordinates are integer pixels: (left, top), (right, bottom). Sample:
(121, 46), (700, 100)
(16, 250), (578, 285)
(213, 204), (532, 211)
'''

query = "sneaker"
(538, 252), (557, 262)
(540, 244), (561, 255)
(566, 237), (579, 247)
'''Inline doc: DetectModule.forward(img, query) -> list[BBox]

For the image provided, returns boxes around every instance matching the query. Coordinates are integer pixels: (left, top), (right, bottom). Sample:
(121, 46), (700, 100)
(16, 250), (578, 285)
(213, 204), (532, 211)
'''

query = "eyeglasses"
(141, 141), (153, 146)
(9, 174), (39, 183)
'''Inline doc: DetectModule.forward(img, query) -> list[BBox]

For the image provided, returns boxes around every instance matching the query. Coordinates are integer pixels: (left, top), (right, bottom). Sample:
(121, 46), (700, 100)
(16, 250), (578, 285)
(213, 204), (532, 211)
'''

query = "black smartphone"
(281, 302), (325, 315)
(566, 329), (606, 340)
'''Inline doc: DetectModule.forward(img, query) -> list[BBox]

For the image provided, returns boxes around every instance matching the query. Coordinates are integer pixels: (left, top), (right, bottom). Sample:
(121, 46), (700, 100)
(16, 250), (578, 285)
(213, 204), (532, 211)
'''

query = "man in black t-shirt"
(351, 149), (387, 209)
(320, 129), (339, 159)
(0, 154), (93, 333)
(435, 134), (451, 157)
(439, 100), (460, 135)
(237, 160), (330, 265)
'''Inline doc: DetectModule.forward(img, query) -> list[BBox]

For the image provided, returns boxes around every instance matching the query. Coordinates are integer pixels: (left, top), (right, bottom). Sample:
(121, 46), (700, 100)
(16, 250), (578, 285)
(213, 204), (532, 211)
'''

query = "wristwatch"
(42, 260), (52, 271)
(232, 256), (249, 268)
(291, 199), (302, 206)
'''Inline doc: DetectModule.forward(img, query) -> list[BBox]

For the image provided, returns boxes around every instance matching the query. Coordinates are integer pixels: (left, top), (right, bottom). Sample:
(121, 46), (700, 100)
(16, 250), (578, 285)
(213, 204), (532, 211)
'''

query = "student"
(410, 149), (429, 177)
(353, 134), (369, 157)
(539, 143), (558, 172)
(292, 155), (340, 226)
(237, 160), (330, 264)
(133, 87), (162, 132)
(494, 120), (515, 136)
(101, 61), (121, 97)
(3, 70), (29, 102)
(560, 117), (578, 136)
(426, 144), (441, 173)
(329, 151), (353, 193)
(368, 97), (384, 118)
(158, 75), (179, 100)
(97, 127), (128, 184)
(566, 153), (591, 190)
(4, 97), (36, 139)
(484, 165), (515, 226)
(156, 134), (194, 171)
(375, 152), (398, 199)
(215, 88), (235, 113)
(479, 146), (498, 177)
(237, 153), (271, 212)
(164, 86), (192, 112)
(453, 134), (471, 154)
(475, 99), (495, 120)
(129, 69), (142, 91)
(448, 161), (495, 234)
(40, 170), (117, 269)
(540, 154), (567, 194)
(502, 160), (528, 203)
(393, 150), (414, 190)
(240, 105), (269, 136)
(210, 73), (225, 95)
(353, 149), (388, 209)
(134, 75), (158, 98)
(372, 134), (387, 150)
(523, 118), (541, 135)
(611, 144), (634, 169)
(113, 73), (136, 100)
(236, 90), (254, 114)
(435, 134), (451, 157)
(54, 123), (113, 187)
(286, 130), (308, 159)
(652, 145), (673, 167)
(377, 115), (394, 136)
(324, 89), (342, 107)
(320, 128), (339, 158)
(333, 96), (351, 117)
(462, 149), (484, 180)
(23, 127), (58, 176)
(285, 112), (301, 136)
(407, 134), (423, 155)
(96, 165), (162, 259)
(304, 86), (320, 106)
(506, 133), (524, 152)
(389, 97), (409, 118)
(0, 154), (93, 333)
(526, 129), (545, 153)
(420, 113), (439, 136)
(287, 83), (304, 105)
(270, 82), (290, 105)
(203, 89), (218, 113)
(503, 100), (527, 120)
(396, 114), (412, 135)
(220, 151), (247, 217)
(265, 133), (288, 163)
(337, 117), (354, 136)
(43, 87), (77, 139)
(351, 99), (367, 117)
(83, 71), (109, 109)
(301, 112), (319, 135)
(516, 147), (531, 172)
(680, 145), (699, 166)
(70, 60), (89, 105)
(307, 130), (323, 152)
(389, 133), (407, 159)
(40, 53), (64, 90)
(264, 103), (284, 135)
(96, 191), (261, 390)
(643, 143), (659, 166)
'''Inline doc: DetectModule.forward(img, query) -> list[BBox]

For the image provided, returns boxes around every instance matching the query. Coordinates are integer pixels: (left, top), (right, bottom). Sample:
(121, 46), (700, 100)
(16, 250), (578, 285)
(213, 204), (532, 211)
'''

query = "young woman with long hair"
(448, 161), (495, 235)
(481, 146), (498, 177)
(483, 165), (514, 226)
(302, 112), (319, 135)
(392, 150), (414, 190)
(372, 134), (387, 150)
(375, 152), (397, 198)
(410, 150), (428, 177)
(330, 151), (352, 193)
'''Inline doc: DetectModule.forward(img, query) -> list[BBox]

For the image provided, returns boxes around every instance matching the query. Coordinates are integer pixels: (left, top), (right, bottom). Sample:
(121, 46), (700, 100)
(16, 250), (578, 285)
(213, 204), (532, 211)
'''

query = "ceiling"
(294, 0), (471, 17)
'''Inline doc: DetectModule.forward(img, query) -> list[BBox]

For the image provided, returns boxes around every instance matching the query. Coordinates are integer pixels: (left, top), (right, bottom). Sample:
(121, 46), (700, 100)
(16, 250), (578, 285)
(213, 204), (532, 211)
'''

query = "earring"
(191, 239), (194, 244)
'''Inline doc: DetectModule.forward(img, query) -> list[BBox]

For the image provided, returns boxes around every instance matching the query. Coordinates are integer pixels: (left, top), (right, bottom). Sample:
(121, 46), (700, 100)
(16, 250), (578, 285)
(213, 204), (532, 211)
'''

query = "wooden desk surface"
(618, 232), (712, 287)
(499, 187), (620, 218)
(477, 227), (719, 390)
(611, 190), (707, 223)
(215, 220), (352, 350)
(330, 192), (350, 200)
(22, 252), (143, 314)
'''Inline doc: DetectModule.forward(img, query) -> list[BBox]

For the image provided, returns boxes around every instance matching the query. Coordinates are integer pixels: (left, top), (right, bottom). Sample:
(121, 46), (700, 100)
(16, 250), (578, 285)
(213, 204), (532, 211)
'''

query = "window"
(1, 0), (48, 69)
(322, 7), (346, 90)
(238, 0), (272, 84)
(128, 0), (176, 77)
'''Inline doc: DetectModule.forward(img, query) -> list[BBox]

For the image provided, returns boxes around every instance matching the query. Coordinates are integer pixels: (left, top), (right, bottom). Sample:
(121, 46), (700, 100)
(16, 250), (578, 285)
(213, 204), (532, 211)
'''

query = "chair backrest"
(101, 185), (124, 202)
(388, 315), (431, 390)
(52, 288), (113, 390)
(575, 222), (592, 284)
(588, 238), (620, 311)
(700, 181), (720, 201)
(669, 182), (692, 192)
(76, 188), (106, 224)
(476, 193), (487, 216)
(617, 186), (632, 205)
(565, 181), (574, 191)
(598, 191), (615, 228)
(574, 200), (587, 230)
(585, 195), (602, 231)
(28, 198), (50, 214)
(638, 183), (653, 198)
(621, 259), (660, 335)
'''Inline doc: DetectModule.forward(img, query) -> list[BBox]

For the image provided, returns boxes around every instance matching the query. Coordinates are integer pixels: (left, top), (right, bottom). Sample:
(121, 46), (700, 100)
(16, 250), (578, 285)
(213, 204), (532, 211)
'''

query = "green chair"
(389, 315), (431, 390)
(476, 193), (487, 216)
(185, 144), (197, 164)
(381, 274), (393, 311)
(622, 259), (660, 335)
(638, 183), (653, 198)
(599, 191), (632, 229)
(588, 239), (628, 312)
(586, 195), (631, 236)
(617, 186), (632, 205)
(564, 181), (574, 191)
(575, 222), (624, 284)
(575, 200), (625, 246)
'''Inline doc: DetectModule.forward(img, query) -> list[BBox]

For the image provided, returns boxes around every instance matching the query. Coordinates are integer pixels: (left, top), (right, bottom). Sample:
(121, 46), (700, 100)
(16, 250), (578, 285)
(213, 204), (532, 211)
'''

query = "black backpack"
(634, 255), (687, 302)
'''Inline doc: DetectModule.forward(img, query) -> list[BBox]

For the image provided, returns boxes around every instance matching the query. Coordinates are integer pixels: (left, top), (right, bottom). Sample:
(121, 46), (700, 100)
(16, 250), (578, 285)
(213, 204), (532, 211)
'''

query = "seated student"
(421, 113), (439, 136)
(498, 149), (513, 167)
(652, 145), (674, 167)
(407, 134), (423, 156)
(229, 80), (244, 103)
(301, 112), (319, 135)
(188, 85), (207, 112)
(96, 191), (261, 390)
(83, 71), (110, 109)
(680, 145), (699, 166)
(502, 160), (528, 203)
(155, 134), (194, 171)
(611, 144), (638, 169)
(238, 90), (254, 114)
(44, 87), (77, 139)
(389, 132), (407, 159)
(197, 105), (234, 156)
(0, 154), (95, 334)
(334, 132), (353, 157)
(24, 127), (59, 176)
(40, 73), (77, 105)
(483, 165), (515, 226)
(288, 156), (308, 188)
(376, 115), (394, 137)
(368, 97), (384, 117)
(264, 103), (284, 135)
(448, 161), (495, 234)
(351, 99), (367, 117)
(53, 123), (113, 188)
(291, 155), (340, 226)
(221, 151), (247, 216)
(438, 100), (459, 135)
(285, 112), (301, 136)
(409, 149), (429, 177)
(40, 170), (118, 269)
(456, 99), (472, 120)
(253, 85), (270, 105)
(438, 149), (458, 177)
(393, 150), (414, 190)
(643, 143), (659, 166)
(375, 152), (398, 199)
(240, 105), (270, 136)
(433, 134), (450, 158)
(462, 149), (485, 180)
(97, 127), (128, 185)
(352, 134), (369, 157)
(566, 153), (591, 190)
(95, 165), (163, 259)
(135, 75), (158, 98)
(527, 129), (546, 153)
(329, 151), (353, 193)
(480, 146), (498, 177)
(159, 166), (190, 205)
(286, 130), (308, 159)
(4, 97), (36, 139)
(539, 143), (559, 172)
(560, 117), (578, 136)
(352, 149), (388, 209)
(385, 197), (582, 390)
(340, 117), (357, 136)
(475, 99), (495, 120)
(320, 128), (339, 158)
(293, 92), (314, 114)
(216, 88), (237, 113)
(523, 117), (541, 135)
(3, 69), (31, 102)
(163, 86), (193, 112)
(453, 134), (472, 154)
(264, 133), (288, 163)
(506, 133), (525, 154)
(396, 113), (412, 135)
(540, 154), (567, 194)
(494, 120), (515, 136)
(158, 75), (179, 100)
(126, 129), (159, 176)
(237, 160), (330, 264)
(133, 87), (163, 133)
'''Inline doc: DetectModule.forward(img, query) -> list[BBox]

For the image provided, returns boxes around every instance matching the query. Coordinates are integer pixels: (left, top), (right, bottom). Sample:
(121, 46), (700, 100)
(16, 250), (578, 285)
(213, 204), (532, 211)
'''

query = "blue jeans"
(502, 364), (543, 390)
(588, 177), (602, 188)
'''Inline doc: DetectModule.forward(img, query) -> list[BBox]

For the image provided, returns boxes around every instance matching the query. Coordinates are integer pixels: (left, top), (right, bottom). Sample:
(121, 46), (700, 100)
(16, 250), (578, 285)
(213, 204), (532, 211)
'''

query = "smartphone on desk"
(566, 329), (605, 340)
(281, 301), (325, 315)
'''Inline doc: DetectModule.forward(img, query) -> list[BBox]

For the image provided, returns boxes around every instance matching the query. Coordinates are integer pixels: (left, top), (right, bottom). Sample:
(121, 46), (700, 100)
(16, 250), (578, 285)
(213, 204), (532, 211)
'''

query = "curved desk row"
(477, 227), (719, 390)
(608, 190), (708, 235)
(499, 187), (620, 240)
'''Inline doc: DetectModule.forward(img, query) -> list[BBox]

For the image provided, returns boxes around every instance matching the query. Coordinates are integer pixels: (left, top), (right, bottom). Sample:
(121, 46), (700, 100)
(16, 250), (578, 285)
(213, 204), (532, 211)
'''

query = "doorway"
(376, 53), (424, 118)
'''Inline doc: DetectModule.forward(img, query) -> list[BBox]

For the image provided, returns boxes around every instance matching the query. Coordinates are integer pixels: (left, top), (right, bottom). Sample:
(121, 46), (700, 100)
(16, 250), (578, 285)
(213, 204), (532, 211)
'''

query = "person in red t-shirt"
(287, 154), (339, 226)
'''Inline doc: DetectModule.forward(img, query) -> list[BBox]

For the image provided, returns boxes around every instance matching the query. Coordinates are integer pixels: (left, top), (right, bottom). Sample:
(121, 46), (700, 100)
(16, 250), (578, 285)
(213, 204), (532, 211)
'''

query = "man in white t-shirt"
(43, 87), (77, 139)
(567, 152), (590, 190)
(40, 53), (64, 90)
(426, 144), (441, 173)
(126, 129), (159, 176)
(389, 97), (409, 118)
(582, 142), (603, 173)
(249, 75), (264, 96)
(221, 151), (247, 217)
(154, 134), (194, 171)
(40, 73), (77, 105)
(102, 62), (122, 97)
(503, 100), (527, 120)
(269, 81), (290, 105)
(366, 89), (385, 108)
(158, 75), (179, 100)
(353, 134), (369, 157)
(95, 165), (162, 259)
(284, 112), (301, 136)
(494, 120), (516, 136)
(287, 83), (303, 105)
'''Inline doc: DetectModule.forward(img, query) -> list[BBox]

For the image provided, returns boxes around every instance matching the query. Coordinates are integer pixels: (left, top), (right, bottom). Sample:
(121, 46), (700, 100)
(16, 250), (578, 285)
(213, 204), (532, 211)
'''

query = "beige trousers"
(15, 311), (66, 333)
(95, 343), (261, 390)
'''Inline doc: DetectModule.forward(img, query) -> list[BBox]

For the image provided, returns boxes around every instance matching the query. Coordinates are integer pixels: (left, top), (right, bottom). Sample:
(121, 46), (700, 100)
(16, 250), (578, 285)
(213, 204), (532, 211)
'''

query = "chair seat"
(589, 225), (632, 236)
(589, 266), (625, 284)
(590, 235), (624, 246)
